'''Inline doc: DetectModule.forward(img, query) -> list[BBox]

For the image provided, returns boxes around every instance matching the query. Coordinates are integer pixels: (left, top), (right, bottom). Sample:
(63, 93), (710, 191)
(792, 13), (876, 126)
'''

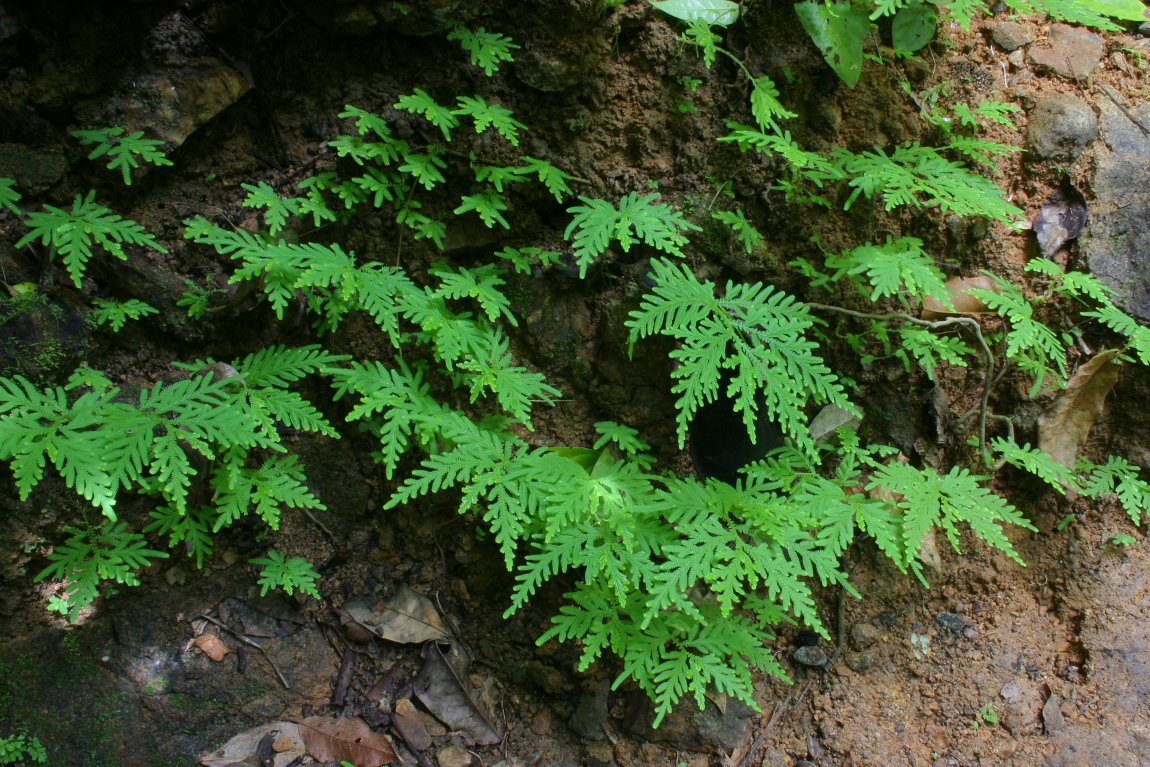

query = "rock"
(989, 21), (1035, 52)
(0, 143), (66, 194)
(1026, 94), (1098, 161)
(935, 611), (972, 635)
(793, 645), (829, 668)
(436, 744), (475, 767)
(850, 621), (880, 650)
(1027, 24), (1104, 79)
(1000, 680), (1024, 704)
(0, 292), (87, 384)
(568, 684), (610, 741)
(1082, 99), (1150, 319)
(845, 650), (878, 672)
(626, 693), (756, 754)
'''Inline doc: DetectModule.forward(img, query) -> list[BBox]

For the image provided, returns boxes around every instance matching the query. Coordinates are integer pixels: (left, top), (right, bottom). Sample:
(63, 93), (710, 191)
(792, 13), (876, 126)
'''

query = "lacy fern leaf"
(627, 258), (852, 455)
(564, 193), (701, 278)
(17, 192), (168, 287)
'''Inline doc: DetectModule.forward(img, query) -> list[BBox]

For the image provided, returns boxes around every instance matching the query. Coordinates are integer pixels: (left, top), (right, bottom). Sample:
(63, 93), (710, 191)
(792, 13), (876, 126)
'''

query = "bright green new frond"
(938, 0), (988, 28)
(394, 88), (459, 141)
(475, 164), (532, 192)
(231, 344), (348, 388)
(1084, 302), (1150, 364)
(448, 25), (519, 76)
(460, 332), (562, 425)
(898, 326), (973, 378)
(17, 192), (168, 287)
(34, 520), (168, 620)
(73, 127), (172, 186)
(564, 193), (700, 278)
(338, 104), (393, 139)
(453, 96), (526, 145)
(430, 263), (515, 325)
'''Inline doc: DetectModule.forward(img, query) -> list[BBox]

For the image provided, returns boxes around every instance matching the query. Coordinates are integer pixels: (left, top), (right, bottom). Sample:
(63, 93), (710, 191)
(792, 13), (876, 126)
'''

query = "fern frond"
(394, 89), (459, 141)
(0, 177), (21, 214)
(448, 26), (519, 76)
(564, 193), (700, 278)
(17, 192), (168, 287)
(453, 96), (526, 145)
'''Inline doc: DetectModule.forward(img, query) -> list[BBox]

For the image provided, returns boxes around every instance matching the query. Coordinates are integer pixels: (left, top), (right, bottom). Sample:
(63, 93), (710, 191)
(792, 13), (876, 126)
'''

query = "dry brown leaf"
(921, 274), (999, 318)
(298, 715), (397, 767)
(193, 634), (229, 662)
(1039, 349), (1121, 467)
(414, 641), (503, 745)
(392, 697), (433, 751)
(344, 586), (448, 644)
(199, 721), (304, 767)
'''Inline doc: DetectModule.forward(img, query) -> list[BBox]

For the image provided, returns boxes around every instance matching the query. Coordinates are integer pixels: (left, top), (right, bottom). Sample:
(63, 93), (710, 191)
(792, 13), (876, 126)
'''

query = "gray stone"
(0, 143), (66, 194)
(850, 622), (881, 650)
(1028, 24), (1104, 79)
(989, 21), (1035, 52)
(845, 650), (878, 672)
(793, 645), (829, 668)
(1026, 94), (1098, 161)
(568, 684), (610, 740)
(626, 693), (755, 753)
(1081, 100), (1150, 320)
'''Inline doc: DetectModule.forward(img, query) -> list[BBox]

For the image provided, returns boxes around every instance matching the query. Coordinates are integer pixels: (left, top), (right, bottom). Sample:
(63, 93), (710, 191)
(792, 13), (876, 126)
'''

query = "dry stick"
(195, 613), (291, 689)
(805, 303), (996, 459)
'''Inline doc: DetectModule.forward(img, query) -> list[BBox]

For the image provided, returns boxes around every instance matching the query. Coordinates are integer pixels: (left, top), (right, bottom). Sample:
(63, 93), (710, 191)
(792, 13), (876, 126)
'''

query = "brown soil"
(1, 1), (1149, 766)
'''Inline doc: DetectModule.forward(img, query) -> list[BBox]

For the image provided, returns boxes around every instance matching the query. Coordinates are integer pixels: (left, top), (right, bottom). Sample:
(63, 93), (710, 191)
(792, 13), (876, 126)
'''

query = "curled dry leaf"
(414, 640), (503, 745)
(1038, 349), (1121, 468)
(1033, 175), (1088, 258)
(193, 633), (229, 662)
(200, 722), (304, 767)
(921, 274), (999, 318)
(297, 715), (398, 767)
(344, 585), (448, 644)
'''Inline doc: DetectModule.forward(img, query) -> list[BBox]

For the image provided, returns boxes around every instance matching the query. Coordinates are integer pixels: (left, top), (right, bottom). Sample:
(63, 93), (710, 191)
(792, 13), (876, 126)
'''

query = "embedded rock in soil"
(988, 21), (1035, 52)
(1025, 94), (1098, 161)
(77, 11), (249, 152)
(625, 693), (755, 754)
(568, 683), (610, 741)
(1081, 99), (1150, 320)
(850, 622), (881, 650)
(0, 292), (87, 383)
(1027, 24), (1104, 79)
(0, 143), (66, 193)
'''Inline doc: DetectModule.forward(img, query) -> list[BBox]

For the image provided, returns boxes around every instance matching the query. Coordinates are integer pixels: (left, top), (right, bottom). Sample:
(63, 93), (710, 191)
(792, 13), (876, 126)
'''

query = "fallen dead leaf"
(414, 640), (503, 745)
(297, 715), (397, 767)
(1033, 175), (1088, 258)
(344, 585), (448, 644)
(921, 274), (999, 318)
(200, 721), (304, 767)
(193, 634), (229, 662)
(392, 697), (433, 751)
(1038, 350), (1121, 468)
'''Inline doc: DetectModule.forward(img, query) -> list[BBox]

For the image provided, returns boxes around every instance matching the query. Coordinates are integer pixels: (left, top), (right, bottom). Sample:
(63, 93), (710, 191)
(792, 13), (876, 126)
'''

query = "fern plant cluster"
(3, 5), (1150, 730)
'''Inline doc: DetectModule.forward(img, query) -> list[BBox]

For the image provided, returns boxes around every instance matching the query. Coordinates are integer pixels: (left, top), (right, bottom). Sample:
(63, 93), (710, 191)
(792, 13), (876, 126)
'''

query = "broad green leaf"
(651, 0), (740, 26)
(892, 3), (937, 54)
(794, 1), (869, 87)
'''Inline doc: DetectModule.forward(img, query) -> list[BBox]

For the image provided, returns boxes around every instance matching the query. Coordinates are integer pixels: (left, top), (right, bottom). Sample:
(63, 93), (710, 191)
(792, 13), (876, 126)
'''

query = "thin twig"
(805, 303), (996, 460)
(195, 613), (291, 688)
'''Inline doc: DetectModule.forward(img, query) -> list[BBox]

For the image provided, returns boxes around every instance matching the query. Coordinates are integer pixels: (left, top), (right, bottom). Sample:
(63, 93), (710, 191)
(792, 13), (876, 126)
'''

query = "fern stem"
(806, 302), (994, 462)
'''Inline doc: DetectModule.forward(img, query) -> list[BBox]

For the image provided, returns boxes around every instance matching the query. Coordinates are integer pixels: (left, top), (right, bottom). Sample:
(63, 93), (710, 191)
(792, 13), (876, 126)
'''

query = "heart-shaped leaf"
(651, 0), (740, 26)
(892, 3), (937, 54)
(795, 1), (869, 87)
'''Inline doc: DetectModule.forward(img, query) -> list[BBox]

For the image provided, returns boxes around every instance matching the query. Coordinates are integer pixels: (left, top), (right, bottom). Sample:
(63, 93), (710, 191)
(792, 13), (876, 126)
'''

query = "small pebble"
(794, 645), (828, 668)
(935, 611), (971, 635)
(845, 650), (878, 672)
(850, 622), (881, 650)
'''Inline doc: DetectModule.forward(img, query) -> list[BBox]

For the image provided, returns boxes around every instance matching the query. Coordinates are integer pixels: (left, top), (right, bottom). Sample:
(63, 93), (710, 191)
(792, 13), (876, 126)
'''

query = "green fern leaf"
(0, 176), (20, 214)
(564, 193), (700, 278)
(453, 96), (526, 145)
(520, 157), (573, 202)
(394, 89), (459, 141)
(454, 189), (510, 229)
(447, 26), (519, 76)
(17, 192), (168, 287)
(73, 127), (172, 185)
